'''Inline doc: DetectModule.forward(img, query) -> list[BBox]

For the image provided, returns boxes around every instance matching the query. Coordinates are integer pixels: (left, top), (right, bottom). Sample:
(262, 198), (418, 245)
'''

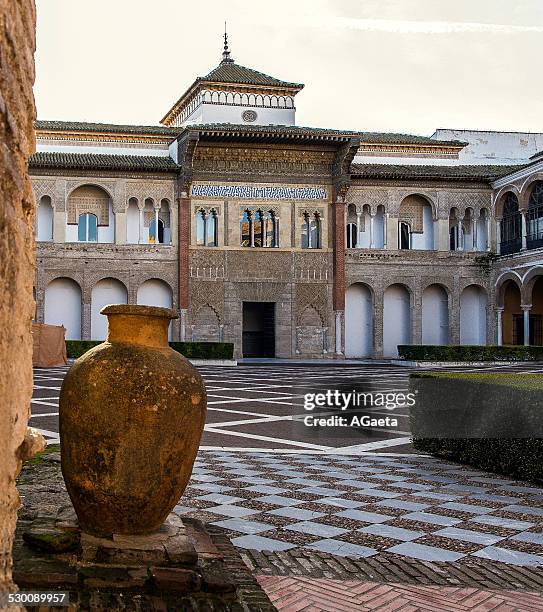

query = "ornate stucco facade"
(31, 43), (543, 358)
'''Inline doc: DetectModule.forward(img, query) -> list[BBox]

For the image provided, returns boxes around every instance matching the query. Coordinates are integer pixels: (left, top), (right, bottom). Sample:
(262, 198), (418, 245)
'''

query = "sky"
(34, 0), (543, 136)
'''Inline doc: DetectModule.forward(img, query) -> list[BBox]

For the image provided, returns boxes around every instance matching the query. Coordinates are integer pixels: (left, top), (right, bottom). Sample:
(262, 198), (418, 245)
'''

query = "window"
(346, 223), (357, 249)
(501, 193), (522, 255)
(302, 213), (321, 249)
(196, 210), (206, 246)
(149, 218), (164, 244)
(241, 209), (278, 247)
(528, 182), (543, 249)
(399, 222), (410, 250)
(78, 213), (97, 242)
(206, 211), (218, 246)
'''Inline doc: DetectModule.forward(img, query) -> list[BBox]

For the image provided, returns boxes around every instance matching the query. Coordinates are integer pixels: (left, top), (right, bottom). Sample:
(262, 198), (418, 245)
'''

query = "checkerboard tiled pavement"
(176, 450), (543, 568)
(31, 362), (543, 569)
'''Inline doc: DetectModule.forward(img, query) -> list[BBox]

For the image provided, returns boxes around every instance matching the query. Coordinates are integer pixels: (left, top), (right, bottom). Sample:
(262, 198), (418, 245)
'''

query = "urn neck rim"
(101, 304), (178, 320)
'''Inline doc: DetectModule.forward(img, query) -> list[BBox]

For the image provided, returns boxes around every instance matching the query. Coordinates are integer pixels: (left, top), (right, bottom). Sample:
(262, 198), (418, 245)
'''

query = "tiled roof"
(29, 152), (179, 172)
(351, 163), (525, 182)
(186, 123), (466, 146)
(35, 120), (180, 137)
(35, 119), (467, 148)
(530, 150), (543, 161)
(201, 61), (303, 89)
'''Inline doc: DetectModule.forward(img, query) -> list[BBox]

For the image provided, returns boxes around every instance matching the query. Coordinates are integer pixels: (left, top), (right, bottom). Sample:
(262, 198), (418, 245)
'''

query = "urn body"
(59, 305), (207, 536)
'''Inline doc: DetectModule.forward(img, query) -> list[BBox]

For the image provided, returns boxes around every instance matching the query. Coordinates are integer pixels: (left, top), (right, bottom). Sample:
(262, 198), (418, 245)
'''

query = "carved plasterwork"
(32, 178), (56, 203)
(193, 145), (334, 178)
(399, 195), (425, 233)
(448, 192), (491, 214)
(67, 185), (110, 225)
(347, 187), (389, 213)
(234, 282), (288, 302)
(295, 283), (328, 324)
(126, 180), (175, 207)
(228, 251), (291, 281)
(190, 280), (224, 322)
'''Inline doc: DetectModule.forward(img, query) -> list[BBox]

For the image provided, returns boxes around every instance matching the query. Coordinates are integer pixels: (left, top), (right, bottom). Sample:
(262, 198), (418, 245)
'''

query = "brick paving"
(257, 576), (543, 611)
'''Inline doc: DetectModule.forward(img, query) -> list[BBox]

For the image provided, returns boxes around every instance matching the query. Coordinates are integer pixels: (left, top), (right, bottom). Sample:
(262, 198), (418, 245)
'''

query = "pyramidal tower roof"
(161, 32), (304, 127)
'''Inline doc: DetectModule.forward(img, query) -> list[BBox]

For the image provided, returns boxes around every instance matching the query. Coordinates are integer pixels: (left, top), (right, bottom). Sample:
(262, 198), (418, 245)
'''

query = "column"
(356, 211), (362, 247)
(138, 206), (144, 244)
(521, 211), (527, 250)
(250, 213), (255, 247)
(178, 193), (190, 341)
(522, 305), (531, 346)
(332, 198), (346, 356)
(473, 216), (478, 251)
(386, 215), (398, 250)
(457, 219), (464, 251)
(383, 214), (388, 248)
(335, 312), (343, 354)
(496, 308), (504, 346)
(486, 215), (491, 251)
(436, 218), (449, 251)
(496, 220), (501, 255)
(307, 215), (312, 249)
(369, 214), (375, 249)
(154, 207), (160, 244)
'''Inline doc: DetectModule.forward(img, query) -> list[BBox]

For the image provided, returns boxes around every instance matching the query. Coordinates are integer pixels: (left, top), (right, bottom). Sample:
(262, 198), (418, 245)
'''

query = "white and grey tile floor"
(31, 361), (543, 567)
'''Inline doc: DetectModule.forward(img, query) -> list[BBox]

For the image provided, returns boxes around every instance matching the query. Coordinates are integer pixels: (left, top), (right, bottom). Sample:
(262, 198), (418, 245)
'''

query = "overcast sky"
(34, 0), (542, 136)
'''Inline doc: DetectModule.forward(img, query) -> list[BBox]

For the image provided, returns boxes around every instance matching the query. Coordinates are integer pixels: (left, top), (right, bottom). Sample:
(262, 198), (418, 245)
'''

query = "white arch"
(91, 278), (128, 340)
(460, 285), (487, 345)
(345, 284), (373, 357)
(36, 196), (54, 241)
(383, 285), (411, 357)
(137, 279), (173, 340)
(44, 278), (81, 340)
(127, 199), (139, 244)
(422, 285), (449, 345)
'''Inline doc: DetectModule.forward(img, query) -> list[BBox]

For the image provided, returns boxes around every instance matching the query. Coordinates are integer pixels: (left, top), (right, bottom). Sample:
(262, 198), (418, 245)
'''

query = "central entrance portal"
(242, 302), (275, 357)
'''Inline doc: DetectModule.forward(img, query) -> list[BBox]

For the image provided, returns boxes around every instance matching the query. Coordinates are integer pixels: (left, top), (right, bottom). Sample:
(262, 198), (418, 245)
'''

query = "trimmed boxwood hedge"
(413, 438), (543, 484)
(410, 372), (543, 484)
(66, 340), (234, 360)
(399, 344), (543, 362)
(169, 342), (233, 360)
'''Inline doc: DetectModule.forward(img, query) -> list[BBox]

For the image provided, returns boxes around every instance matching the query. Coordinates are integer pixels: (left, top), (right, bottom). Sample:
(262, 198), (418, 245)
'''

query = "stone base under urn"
(14, 494), (274, 611)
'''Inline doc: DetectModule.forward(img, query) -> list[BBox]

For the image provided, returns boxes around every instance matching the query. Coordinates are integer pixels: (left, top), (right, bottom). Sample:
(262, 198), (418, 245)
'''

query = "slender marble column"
(522, 305), (531, 346)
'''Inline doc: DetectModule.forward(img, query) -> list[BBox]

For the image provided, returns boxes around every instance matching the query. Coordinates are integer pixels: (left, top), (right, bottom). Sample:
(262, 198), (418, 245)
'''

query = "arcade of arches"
(498, 275), (543, 346)
(345, 282), (489, 358)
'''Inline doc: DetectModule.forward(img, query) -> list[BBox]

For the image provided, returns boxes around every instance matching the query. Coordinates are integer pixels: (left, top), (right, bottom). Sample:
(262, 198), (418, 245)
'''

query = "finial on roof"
(222, 22), (234, 63)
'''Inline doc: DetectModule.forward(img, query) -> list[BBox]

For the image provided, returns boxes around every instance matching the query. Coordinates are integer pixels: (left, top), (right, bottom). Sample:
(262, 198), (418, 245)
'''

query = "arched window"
(207, 210), (218, 246)
(149, 218), (164, 244)
(240, 209), (277, 247)
(399, 222), (411, 250)
(253, 210), (263, 247)
(346, 223), (357, 248)
(78, 213), (98, 242)
(528, 182), (543, 249)
(501, 192), (522, 255)
(302, 213), (321, 249)
(241, 210), (251, 246)
(196, 210), (206, 246)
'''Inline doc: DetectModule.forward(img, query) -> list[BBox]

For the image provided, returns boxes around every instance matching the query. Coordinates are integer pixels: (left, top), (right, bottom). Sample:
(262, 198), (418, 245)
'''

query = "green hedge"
(169, 342), (234, 360)
(66, 340), (234, 360)
(398, 344), (543, 362)
(410, 372), (543, 484)
(413, 438), (543, 484)
(65, 340), (102, 358)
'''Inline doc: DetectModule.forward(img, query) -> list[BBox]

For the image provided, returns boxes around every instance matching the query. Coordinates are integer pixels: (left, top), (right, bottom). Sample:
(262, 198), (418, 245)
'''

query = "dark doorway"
(242, 302), (275, 357)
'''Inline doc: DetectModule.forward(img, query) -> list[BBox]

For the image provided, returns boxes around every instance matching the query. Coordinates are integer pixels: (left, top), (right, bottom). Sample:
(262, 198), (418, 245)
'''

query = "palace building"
(31, 38), (543, 358)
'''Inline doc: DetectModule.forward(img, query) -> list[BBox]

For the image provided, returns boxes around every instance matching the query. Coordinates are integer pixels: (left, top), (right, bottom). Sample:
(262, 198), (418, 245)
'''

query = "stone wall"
(0, 0), (37, 598)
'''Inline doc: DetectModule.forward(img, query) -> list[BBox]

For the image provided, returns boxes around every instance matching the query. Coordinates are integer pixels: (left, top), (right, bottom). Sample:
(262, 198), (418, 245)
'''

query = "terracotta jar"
(59, 304), (207, 536)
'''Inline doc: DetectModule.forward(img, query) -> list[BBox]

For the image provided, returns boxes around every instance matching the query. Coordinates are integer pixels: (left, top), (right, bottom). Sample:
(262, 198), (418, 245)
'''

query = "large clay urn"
(59, 304), (207, 536)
